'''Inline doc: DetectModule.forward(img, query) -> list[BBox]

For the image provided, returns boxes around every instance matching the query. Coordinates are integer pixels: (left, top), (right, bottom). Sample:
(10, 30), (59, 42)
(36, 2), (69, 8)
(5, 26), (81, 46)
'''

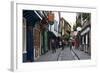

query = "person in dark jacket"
(51, 39), (56, 53)
(59, 40), (62, 48)
(62, 40), (65, 50)
(69, 40), (72, 50)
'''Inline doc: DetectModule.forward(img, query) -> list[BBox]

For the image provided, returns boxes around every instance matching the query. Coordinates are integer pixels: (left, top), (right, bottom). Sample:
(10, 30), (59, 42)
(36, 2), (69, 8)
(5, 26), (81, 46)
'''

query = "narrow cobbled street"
(36, 47), (90, 62)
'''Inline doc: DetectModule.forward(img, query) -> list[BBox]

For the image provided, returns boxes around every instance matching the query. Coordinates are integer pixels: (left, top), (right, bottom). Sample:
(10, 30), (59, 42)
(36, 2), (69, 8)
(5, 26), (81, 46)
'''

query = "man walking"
(51, 39), (56, 53)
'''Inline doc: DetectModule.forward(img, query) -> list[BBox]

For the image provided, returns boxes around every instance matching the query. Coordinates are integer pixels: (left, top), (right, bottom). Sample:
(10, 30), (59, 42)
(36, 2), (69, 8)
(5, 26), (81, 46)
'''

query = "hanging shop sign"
(48, 13), (54, 25)
(40, 17), (48, 30)
(41, 17), (48, 25)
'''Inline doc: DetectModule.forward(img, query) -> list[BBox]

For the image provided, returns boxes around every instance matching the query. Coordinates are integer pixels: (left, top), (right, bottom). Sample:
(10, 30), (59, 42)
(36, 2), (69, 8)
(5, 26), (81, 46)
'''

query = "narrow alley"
(23, 10), (91, 62)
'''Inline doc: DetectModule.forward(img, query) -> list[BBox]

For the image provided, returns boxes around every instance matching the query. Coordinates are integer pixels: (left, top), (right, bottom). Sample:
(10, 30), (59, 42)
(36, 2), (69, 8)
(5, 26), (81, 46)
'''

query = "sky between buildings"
(53, 11), (76, 31)
(61, 12), (76, 31)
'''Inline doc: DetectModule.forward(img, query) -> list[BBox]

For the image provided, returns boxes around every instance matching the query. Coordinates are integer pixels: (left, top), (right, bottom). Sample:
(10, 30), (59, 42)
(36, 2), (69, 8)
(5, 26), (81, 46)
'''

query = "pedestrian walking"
(62, 40), (65, 50)
(55, 38), (58, 49)
(59, 40), (62, 48)
(69, 40), (72, 50)
(51, 39), (56, 53)
(72, 40), (74, 49)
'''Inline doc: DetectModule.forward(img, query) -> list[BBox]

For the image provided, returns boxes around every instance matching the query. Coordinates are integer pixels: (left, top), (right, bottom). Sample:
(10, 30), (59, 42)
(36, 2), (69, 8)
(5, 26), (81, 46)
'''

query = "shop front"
(41, 29), (49, 55)
(80, 25), (91, 55)
(23, 10), (41, 62)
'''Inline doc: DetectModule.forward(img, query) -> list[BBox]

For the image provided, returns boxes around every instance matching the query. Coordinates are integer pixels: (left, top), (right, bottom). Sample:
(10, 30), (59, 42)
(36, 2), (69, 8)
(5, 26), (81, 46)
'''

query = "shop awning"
(23, 10), (41, 27)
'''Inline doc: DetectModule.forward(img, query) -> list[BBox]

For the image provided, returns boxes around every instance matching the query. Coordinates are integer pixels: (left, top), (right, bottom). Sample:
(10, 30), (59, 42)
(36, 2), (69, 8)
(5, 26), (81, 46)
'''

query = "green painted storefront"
(41, 30), (48, 55)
